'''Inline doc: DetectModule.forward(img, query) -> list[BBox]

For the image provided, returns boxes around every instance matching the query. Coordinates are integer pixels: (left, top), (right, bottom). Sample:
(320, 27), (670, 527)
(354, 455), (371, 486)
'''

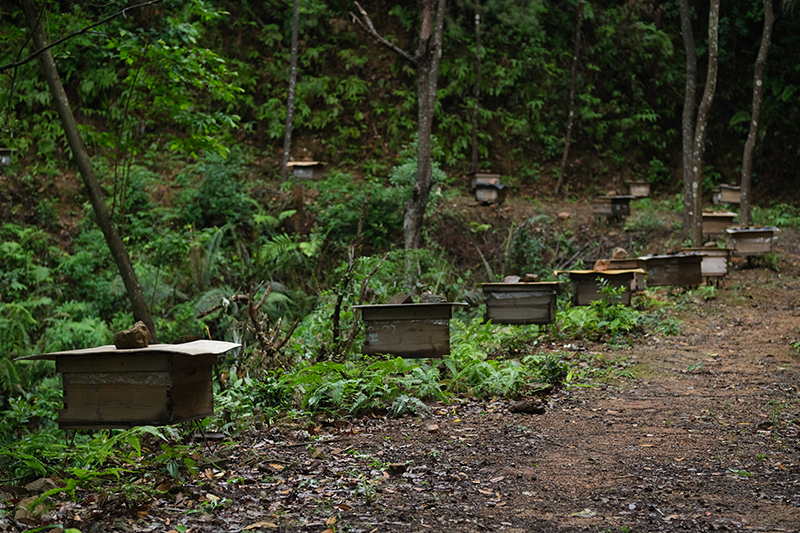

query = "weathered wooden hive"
(0, 147), (14, 166)
(287, 161), (326, 180)
(640, 253), (703, 287)
(628, 180), (650, 198)
(481, 282), (560, 325)
(725, 226), (780, 256)
(353, 302), (467, 358)
(592, 195), (634, 220)
(606, 258), (647, 290)
(680, 246), (732, 279)
(702, 211), (737, 236)
(469, 173), (507, 205)
(22, 340), (240, 430)
(712, 184), (741, 205)
(558, 269), (645, 306)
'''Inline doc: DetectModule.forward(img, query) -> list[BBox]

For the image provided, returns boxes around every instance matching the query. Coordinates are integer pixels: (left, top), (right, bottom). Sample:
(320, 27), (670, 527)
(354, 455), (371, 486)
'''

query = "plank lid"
(18, 340), (242, 361)
(553, 269), (645, 275)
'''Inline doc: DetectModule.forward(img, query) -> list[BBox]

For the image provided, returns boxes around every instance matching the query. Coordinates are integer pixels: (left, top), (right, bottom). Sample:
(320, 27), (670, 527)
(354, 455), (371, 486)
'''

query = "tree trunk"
(280, 0), (301, 182)
(679, 0), (697, 229)
(470, 0), (482, 175)
(690, 0), (720, 247)
(403, 0), (446, 249)
(554, 0), (584, 197)
(740, 0), (774, 226)
(22, 0), (157, 341)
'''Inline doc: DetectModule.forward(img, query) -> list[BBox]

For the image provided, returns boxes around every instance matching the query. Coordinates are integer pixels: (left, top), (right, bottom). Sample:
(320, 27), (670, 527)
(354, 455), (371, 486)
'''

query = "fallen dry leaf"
(244, 522), (278, 530)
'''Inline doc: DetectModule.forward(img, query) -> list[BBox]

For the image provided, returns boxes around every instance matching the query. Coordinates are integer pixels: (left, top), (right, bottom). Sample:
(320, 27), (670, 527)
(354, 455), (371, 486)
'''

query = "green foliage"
(289, 358), (445, 416)
(556, 280), (641, 342)
(214, 372), (293, 432)
(313, 171), (404, 251)
(36, 301), (113, 353)
(388, 137), (454, 215)
(639, 307), (682, 337)
(0, 223), (61, 302)
(751, 204), (800, 229)
(178, 153), (254, 229)
(646, 157), (670, 185)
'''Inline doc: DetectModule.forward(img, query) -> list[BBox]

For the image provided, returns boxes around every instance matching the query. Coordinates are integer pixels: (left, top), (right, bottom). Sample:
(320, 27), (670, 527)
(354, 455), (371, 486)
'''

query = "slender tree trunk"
(691, 0), (720, 247)
(554, 0), (584, 197)
(740, 0), (774, 226)
(403, 0), (446, 249)
(280, 0), (300, 182)
(470, 0), (482, 175)
(680, 0), (697, 229)
(22, 0), (157, 340)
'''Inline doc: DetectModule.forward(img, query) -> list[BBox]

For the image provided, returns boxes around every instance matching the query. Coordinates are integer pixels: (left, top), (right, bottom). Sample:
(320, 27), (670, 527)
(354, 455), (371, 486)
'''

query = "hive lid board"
(554, 269), (646, 275)
(593, 195), (635, 200)
(725, 226), (780, 234)
(286, 161), (326, 167)
(353, 303), (468, 311)
(639, 252), (703, 260)
(19, 340), (242, 361)
(482, 282), (560, 291)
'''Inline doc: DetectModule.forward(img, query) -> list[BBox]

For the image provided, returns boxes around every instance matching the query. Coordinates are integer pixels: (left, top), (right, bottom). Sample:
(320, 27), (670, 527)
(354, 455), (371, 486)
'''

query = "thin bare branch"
(273, 318), (301, 354)
(350, 1), (416, 66)
(343, 252), (391, 357)
(1, 0), (162, 73)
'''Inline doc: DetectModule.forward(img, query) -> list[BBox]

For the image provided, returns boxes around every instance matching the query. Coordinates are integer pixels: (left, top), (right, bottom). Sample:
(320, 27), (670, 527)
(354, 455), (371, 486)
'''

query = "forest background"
(1, 0), (800, 475)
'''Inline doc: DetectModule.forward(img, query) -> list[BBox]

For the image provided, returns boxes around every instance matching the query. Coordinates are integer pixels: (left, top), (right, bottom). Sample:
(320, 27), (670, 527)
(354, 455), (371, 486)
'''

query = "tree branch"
(0, 0), (162, 73)
(350, 1), (417, 66)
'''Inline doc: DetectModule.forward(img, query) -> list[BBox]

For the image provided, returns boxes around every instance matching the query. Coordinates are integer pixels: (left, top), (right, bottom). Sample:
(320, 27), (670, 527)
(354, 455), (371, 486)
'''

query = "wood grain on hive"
(20, 340), (240, 430)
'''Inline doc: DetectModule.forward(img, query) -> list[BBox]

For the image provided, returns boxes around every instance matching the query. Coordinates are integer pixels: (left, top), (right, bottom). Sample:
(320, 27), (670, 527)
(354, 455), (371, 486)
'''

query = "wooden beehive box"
(470, 174), (507, 205)
(725, 226), (780, 256)
(640, 253), (703, 287)
(353, 303), (467, 358)
(474, 183), (508, 204)
(288, 161), (326, 180)
(712, 184), (741, 205)
(559, 270), (645, 306)
(607, 259), (647, 290)
(481, 282), (560, 325)
(702, 211), (737, 236)
(22, 340), (240, 430)
(592, 195), (634, 220)
(629, 180), (650, 198)
(681, 247), (732, 278)
(469, 172), (501, 188)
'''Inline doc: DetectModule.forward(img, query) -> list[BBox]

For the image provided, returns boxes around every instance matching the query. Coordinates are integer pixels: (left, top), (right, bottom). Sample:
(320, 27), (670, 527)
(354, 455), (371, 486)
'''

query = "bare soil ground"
(13, 231), (795, 533)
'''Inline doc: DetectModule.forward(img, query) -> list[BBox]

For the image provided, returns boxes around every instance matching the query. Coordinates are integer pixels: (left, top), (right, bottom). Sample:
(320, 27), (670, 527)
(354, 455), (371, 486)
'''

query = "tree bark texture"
(280, 0), (301, 182)
(691, 0), (720, 247)
(470, 0), (482, 175)
(679, 0), (697, 229)
(403, 0), (447, 249)
(22, 0), (158, 341)
(740, 0), (774, 226)
(554, 0), (584, 197)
